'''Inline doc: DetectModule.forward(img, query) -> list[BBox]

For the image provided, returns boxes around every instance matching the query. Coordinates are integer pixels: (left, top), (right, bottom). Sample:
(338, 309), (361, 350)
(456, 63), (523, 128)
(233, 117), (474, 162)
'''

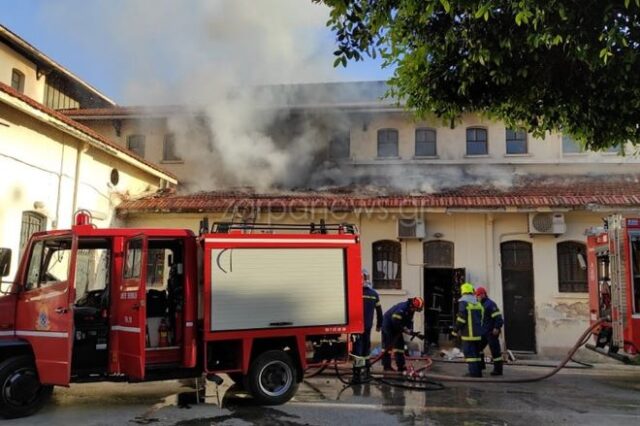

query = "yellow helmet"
(461, 282), (475, 295)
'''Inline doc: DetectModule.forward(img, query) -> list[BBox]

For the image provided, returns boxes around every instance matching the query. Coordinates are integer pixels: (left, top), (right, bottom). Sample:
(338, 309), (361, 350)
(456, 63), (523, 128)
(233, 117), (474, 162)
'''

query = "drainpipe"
(485, 213), (495, 287)
(71, 142), (89, 222)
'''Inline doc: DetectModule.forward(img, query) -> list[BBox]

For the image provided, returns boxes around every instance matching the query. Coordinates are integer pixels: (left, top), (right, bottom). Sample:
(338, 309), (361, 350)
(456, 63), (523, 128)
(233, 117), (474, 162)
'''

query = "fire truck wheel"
(247, 350), (298, 405)
(0, 356), (53, 419)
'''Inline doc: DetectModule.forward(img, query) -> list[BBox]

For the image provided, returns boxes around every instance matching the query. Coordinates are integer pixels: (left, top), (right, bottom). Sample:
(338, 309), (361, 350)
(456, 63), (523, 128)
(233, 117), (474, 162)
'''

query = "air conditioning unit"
(528, 213), (566, 236)
(397, 219), (426, 240)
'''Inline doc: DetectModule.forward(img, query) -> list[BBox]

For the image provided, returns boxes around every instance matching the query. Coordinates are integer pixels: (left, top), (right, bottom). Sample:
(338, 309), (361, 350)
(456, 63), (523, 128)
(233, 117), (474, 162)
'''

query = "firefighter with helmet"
(381, 296), (424, 372)
(452, 282), (485, 377)
(476, 286), (504, 376)
(353, 268), (383, 360)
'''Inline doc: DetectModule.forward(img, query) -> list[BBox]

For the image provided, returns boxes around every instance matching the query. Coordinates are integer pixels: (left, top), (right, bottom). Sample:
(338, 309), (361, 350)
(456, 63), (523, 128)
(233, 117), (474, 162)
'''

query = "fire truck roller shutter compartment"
(210, 248), (347, 331)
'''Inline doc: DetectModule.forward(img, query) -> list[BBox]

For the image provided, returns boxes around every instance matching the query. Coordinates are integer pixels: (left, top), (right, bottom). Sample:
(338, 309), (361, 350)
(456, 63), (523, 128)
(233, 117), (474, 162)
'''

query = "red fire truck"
(0, 213), (362, 418)
(586, 214), (640, 363)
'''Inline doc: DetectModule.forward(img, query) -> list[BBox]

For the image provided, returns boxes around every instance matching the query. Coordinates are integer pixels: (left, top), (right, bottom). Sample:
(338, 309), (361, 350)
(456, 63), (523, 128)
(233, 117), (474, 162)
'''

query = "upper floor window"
(415, 128), (437, 157)
(329, 131), (350, 160)
(506, 129), (527, 154)
(377, 129), (399, 158)
(562, 135), (584, 154)
(466, 127), (488, 155)
(163, 134), (182, 162)
(11, 69), (25, 93)
(557, 241), (588, 293)
(373, 240), (401, 289)
(127, 134), (146, 158)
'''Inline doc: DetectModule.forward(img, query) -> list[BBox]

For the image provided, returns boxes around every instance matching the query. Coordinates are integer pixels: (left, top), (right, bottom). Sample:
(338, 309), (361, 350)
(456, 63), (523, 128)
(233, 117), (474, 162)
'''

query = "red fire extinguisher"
(158, 319), (169, 347)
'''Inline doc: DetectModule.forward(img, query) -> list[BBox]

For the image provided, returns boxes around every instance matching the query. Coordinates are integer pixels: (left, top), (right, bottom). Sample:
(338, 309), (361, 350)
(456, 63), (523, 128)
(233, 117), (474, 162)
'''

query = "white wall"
(0, 102), (161, 283)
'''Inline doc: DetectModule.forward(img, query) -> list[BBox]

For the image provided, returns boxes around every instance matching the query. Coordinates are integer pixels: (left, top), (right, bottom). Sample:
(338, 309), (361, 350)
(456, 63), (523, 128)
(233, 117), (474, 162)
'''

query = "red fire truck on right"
(587, 215), (640, 363)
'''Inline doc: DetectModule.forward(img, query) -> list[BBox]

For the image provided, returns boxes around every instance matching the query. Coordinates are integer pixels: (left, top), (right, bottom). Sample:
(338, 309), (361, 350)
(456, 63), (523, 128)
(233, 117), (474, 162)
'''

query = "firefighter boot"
(491, 361), (503, 376)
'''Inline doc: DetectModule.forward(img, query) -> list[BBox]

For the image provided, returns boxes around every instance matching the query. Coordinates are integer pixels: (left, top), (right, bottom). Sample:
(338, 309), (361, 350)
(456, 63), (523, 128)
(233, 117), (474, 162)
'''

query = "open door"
(116, 235), (147, 379)
(13, 236), (76, 385)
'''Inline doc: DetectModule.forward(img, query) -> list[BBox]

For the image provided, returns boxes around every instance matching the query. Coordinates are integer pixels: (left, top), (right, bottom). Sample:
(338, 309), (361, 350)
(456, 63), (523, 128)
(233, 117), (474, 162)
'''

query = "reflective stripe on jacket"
(382, 300), (414, 334)
(363, 286), (383, 331)
(480, 297), (503, 333)
(455, 296), (484, 341)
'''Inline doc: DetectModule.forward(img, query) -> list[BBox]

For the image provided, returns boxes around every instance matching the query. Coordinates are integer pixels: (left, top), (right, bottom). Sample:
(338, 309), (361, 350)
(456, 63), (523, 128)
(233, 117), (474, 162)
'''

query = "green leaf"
(439, 0), (451, 13)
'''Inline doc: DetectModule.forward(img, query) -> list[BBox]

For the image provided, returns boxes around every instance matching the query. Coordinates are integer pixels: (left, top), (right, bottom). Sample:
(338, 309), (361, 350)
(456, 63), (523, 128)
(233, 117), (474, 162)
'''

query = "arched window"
(373, 240), (401, 289)
(466, 127), (488, 155)
(557, 241), (588, 292)
(415, 128), (437, 156)
(377, 129), (399, 158)
(424, 240), (454, 268)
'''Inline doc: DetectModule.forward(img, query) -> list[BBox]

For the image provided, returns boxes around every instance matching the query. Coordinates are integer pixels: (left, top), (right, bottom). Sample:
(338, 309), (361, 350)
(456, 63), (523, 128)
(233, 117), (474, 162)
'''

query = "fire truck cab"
(0, 213), (362, 418)
(586, 215), (640, 362)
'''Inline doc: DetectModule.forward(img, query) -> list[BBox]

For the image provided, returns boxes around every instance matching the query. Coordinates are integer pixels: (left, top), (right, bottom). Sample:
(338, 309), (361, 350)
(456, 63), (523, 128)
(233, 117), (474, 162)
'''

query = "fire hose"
(306, 319), (604, 389)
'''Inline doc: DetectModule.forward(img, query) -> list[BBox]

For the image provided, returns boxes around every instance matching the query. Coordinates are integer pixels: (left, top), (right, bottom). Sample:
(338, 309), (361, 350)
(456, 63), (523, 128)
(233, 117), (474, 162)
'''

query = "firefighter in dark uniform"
(452, 282), (484, 377)
(381, 297), (424, 371)
(476, 286), (504, 376)
(353, 268), (383, 359)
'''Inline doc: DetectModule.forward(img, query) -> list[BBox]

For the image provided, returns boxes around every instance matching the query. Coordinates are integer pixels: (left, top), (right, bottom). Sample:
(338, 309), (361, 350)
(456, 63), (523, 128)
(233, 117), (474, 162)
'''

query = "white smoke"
(40, 0), (520, 193)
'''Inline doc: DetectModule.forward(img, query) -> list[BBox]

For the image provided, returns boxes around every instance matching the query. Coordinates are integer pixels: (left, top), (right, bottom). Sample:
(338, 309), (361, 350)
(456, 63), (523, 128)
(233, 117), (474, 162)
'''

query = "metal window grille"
(424, 240), (454, 268)
(19, 211), (46, 258)
(557, 241), (588, 293)
(501, 241), (533, 271)
(373, 240), (401, 289)
(415, 128), (437, 156)
(506, 129), (527, 154)
(377, 129), (399, 158)
(466, 127), (488, 155)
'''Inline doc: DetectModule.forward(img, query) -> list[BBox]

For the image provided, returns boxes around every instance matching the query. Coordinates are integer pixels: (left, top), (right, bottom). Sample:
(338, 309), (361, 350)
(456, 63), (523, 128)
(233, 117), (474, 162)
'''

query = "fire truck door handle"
(269, 322), (293, 326)
(55, 307), (68, 314)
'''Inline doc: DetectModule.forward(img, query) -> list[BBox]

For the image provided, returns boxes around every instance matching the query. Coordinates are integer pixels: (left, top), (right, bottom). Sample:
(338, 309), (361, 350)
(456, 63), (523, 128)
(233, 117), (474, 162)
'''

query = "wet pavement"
(6, 362), (640, 425)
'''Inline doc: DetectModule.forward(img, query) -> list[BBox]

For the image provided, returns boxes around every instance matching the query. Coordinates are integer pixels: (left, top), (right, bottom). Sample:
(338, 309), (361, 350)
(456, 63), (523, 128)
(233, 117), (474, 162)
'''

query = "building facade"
(3, 24), (640, 357)
(0, 26), (176, 285)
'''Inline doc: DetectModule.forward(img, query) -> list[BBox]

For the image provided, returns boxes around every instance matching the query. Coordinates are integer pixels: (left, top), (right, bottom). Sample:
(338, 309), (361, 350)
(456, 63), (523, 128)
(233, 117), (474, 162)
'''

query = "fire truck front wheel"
(0, 355), (53, 419)
(247, 350), (299, 405)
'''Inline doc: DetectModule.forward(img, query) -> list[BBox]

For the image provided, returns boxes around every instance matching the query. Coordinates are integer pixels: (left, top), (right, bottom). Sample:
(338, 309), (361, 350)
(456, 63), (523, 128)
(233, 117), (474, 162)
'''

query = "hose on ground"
(418, 319), (604, 384)
(307, 319), (604, 386)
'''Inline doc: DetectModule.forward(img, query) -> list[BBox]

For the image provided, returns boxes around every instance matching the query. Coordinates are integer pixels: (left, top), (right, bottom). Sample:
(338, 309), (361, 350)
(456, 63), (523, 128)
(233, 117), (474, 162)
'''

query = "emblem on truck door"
(35, 305), (51, 331)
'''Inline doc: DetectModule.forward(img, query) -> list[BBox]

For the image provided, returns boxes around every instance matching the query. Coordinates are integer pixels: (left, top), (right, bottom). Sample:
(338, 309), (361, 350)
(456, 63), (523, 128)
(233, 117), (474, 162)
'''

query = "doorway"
(423, 267), (466, 346)
(500, 241), (536, 352)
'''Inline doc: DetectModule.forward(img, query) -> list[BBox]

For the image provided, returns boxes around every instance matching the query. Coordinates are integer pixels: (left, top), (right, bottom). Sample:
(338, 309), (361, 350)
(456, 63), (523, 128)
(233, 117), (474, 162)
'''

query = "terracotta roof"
(115, 175), (640, 214)
(0, 82), (177, 182)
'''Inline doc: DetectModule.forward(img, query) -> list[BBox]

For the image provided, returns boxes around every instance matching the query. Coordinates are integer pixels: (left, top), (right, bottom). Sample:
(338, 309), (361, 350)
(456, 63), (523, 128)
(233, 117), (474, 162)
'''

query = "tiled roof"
(115, 175), (640, 214)
(0, 82), (177, 182)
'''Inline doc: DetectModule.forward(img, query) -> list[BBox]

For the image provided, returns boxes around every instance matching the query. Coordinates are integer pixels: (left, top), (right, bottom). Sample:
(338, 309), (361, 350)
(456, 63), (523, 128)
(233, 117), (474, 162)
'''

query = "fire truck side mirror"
(0, 248), (11, 277)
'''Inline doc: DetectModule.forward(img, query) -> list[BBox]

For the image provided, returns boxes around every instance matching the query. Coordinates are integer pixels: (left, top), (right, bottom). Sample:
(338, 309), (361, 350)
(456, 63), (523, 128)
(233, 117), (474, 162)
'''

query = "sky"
(2, 0), (392, 104)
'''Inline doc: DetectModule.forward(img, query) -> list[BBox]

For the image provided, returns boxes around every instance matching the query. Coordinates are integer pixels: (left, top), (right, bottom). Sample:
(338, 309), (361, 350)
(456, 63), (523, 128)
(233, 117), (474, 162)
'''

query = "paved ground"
(7, 361), (640, 425)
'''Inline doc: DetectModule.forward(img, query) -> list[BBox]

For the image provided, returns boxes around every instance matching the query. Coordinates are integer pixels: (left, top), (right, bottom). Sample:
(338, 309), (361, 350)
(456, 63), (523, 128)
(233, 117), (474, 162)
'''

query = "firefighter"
(381, 296), (424, 372)
(452, 282), (484, 377)
(476, 286), (504, 376)
(353, 268), (383, 360)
